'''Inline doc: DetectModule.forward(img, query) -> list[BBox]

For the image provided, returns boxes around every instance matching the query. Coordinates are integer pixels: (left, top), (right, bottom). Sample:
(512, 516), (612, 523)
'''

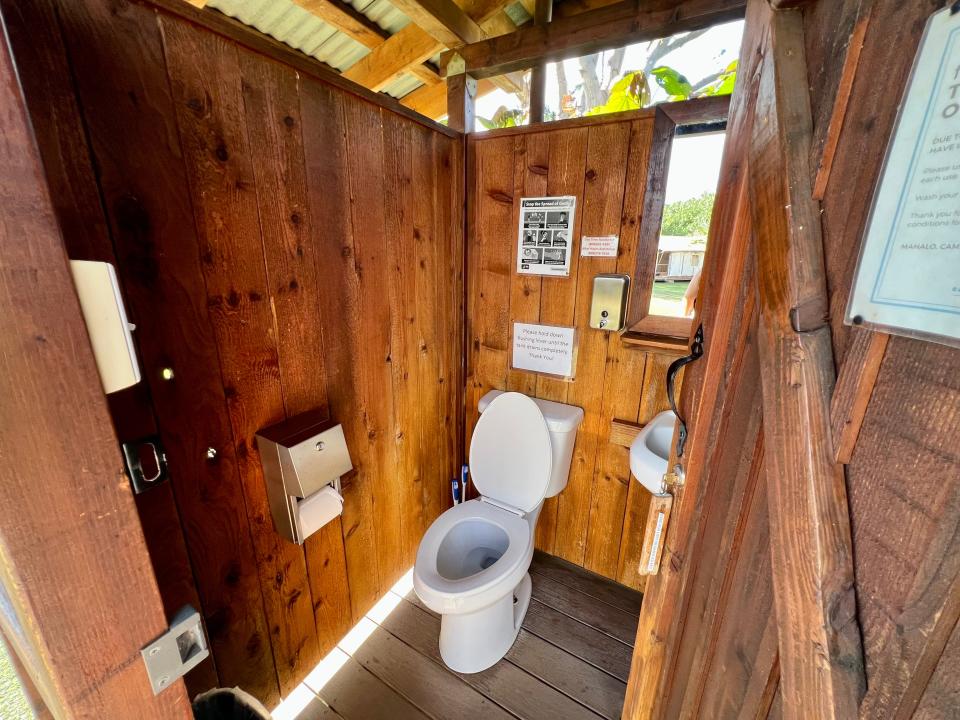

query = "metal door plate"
(141, 606), (209, 695)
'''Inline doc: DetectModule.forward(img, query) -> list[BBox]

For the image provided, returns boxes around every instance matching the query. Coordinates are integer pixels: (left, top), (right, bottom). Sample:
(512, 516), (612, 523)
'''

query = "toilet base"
(438, 573), (532, 674)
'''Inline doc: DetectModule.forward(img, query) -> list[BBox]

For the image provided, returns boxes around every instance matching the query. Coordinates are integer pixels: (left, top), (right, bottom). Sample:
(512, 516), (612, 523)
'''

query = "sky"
(474, 18), (745, 128)
(665, 131), (727, 204)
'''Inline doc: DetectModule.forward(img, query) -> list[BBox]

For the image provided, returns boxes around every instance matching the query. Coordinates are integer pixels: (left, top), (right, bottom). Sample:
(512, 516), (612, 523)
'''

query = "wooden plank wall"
(806, 0), (960, 717)
(626, 1), (960, 717)
(4, 0), (464, 708)
(465, 114), (674, 590)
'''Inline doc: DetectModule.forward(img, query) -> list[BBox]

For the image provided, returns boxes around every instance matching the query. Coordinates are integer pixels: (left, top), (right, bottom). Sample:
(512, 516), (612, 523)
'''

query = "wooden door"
(0, 10), (191, 718)
(624, 0), (960, 718)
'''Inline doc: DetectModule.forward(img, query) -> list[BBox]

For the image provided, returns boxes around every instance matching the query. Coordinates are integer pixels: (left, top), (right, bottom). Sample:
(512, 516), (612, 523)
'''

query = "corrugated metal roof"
(208, 0), (421, 96)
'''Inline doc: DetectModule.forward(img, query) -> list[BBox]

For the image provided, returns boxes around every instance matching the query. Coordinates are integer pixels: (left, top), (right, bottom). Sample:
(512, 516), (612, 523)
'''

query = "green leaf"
(651, 66), (693, 101)
(697, 59), (738, 97)
(585, 70), (650, 116)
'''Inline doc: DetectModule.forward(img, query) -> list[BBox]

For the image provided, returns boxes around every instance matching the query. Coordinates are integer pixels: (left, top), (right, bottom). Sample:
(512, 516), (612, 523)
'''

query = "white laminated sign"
(517, 197), (576, 277)
(847, 6), (960, 347)
(512, 323), (576, 378)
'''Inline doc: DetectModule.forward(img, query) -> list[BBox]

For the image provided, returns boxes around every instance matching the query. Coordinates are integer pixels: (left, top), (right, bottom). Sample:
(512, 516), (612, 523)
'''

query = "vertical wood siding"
(5, 0), (463, 706)
(465, 117), (674, 590)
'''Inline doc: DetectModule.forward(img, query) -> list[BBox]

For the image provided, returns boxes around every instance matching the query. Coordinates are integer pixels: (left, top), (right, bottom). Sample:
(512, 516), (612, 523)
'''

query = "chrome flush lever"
(666, 324), (704, 459)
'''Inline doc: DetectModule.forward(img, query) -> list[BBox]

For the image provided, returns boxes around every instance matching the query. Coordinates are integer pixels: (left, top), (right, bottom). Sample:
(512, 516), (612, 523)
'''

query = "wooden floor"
(288, 551), (643, 720)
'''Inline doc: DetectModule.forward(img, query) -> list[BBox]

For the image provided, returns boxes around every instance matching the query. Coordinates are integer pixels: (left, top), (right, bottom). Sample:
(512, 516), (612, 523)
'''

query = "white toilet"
(413, 390), (584, 673)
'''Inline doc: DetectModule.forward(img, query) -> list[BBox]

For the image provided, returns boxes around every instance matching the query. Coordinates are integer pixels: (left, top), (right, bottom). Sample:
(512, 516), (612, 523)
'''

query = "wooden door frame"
(622, 1), (865, 717)
(0, 12), (191, 717)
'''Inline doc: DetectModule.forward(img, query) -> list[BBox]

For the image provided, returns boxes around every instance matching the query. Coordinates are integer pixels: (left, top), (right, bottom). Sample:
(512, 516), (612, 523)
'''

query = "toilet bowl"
(413, 391), (583, 673)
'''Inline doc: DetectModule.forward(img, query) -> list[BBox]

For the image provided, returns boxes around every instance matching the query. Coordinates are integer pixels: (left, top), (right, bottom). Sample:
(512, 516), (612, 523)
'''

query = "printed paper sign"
(518, 197), (576, 277)
(512, 323), (576, 378)
(581, 235), (619, 257)
(847, 6), (960, 346)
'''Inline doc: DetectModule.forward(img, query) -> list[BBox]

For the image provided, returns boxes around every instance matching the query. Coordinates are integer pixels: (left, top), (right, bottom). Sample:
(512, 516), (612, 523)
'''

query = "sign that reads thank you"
(512, 323), (576, 378)
(847, 5), (960, 346)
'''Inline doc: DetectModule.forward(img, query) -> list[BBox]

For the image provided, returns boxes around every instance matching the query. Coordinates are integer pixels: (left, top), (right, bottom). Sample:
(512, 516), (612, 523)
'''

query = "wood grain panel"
(15, 0), (464, 705)
(161, 21), (319, 697)
(0, 0), (219, 695)
(48, 0), (279, 700)
(412, 124), (446, 563)
(0, 11), (191, 712)
(238, 49), (356, 665)
(467, 117), (665, 588)
(344, 99), (404, 602)
(565, 121), (632, 572)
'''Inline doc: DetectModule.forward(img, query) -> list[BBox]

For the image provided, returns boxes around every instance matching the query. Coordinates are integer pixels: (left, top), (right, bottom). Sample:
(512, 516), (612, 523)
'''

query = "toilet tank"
(478, 390), (584, 498)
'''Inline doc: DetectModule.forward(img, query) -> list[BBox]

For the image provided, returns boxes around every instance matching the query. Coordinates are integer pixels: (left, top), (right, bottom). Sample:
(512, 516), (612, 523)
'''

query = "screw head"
(148, 646), (160, 657)
(315, 441), (325, 451)
(158, 676), (169, 687)
(161, 367), (175, 381)
(206, 447), (217, 460)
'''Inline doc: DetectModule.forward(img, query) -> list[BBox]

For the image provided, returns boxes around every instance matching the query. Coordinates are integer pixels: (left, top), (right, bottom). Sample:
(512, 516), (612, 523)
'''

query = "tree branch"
(643, 28), (709, 73)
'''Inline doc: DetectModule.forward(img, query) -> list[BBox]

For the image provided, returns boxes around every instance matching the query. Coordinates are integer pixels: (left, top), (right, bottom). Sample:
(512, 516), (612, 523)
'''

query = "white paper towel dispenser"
(256, 410), (351, 544)
(69, 260), (140, 394)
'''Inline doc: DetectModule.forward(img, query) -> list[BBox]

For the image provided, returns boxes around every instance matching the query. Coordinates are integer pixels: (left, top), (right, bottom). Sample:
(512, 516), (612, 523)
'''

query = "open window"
(626, 105), (727, 339)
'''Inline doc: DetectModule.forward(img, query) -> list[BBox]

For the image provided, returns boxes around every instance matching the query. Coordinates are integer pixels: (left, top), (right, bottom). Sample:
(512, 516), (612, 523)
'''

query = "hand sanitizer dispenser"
(256, 410), (351, 544)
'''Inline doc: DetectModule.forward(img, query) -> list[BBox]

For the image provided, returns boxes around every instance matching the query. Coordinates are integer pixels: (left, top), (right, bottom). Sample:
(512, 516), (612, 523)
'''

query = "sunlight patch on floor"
(271, 568), (414, 720)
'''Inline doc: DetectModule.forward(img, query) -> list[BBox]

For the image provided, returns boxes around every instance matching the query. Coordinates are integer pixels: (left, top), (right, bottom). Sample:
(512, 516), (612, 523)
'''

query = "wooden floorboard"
(523, 600), (635, 682)
(506, 628), (628, 720)
(347, 617), (515, 720)
(531, 550), (643, 616)
(307, 651), (431, 720)
(385, 594), (603, 719)
(282, 553), (641, 719)
(529, 572), (639, 645)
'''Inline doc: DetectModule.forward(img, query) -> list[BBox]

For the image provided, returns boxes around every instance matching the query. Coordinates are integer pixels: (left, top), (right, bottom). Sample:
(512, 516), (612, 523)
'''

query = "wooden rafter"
(290, 0), (443, 86)
(343, 24), (442, 91)
(441, 0), (747, 78)
(388, 0), (486, 46)
(401, 76), (497, 118)
(344, 0), (517, 92)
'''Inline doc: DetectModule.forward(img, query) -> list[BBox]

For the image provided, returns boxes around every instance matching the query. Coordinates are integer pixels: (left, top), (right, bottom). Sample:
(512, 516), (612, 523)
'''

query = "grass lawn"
(0, 637), (33, 719)
(649, 280), (691, 317)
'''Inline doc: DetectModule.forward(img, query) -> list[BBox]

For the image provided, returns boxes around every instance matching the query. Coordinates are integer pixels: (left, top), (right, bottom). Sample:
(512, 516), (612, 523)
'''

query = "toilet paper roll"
(297, 485), (344, 541)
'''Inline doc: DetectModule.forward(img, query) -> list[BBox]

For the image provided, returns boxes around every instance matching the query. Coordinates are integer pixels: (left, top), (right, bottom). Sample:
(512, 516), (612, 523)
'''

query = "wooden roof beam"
(290, 0), (443, 86)
(441, 0), (747, 78)
(400, 76), (497, 118)
(291, 0), (392, 48)
(388, 0), (486, 46)
(344, 0), (517, 91)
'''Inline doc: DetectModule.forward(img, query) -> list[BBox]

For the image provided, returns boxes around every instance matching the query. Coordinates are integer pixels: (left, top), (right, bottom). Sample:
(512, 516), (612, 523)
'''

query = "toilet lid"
(469, 392), (553, 513)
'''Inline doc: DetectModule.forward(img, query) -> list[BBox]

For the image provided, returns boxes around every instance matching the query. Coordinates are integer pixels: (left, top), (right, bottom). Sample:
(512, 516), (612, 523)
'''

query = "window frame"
(625, 97), (729, 340)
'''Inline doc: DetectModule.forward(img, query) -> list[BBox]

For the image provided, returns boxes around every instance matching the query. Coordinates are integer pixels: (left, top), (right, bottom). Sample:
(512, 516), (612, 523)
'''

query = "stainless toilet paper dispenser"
(256, 410), (352, 544)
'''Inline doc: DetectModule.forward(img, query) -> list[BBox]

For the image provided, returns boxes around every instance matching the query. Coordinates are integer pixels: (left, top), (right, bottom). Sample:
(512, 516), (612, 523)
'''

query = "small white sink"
(629, 410), (677, 495)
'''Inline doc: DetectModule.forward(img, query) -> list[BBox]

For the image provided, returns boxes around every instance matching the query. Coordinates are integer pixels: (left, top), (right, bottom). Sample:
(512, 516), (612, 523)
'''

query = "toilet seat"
(469, 392), (553, 513)
(414, 499), (532, 612)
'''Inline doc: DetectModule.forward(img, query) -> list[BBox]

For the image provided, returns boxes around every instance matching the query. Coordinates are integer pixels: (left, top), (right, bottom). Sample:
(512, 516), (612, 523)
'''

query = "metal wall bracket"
(122, 435), (169, 494)
(141, 606), (209, 695)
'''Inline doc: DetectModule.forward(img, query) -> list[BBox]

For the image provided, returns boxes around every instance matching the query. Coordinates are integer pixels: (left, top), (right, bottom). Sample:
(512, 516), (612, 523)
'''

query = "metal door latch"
(141, 606), (209, 695)
(122, 436), (169, 494)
